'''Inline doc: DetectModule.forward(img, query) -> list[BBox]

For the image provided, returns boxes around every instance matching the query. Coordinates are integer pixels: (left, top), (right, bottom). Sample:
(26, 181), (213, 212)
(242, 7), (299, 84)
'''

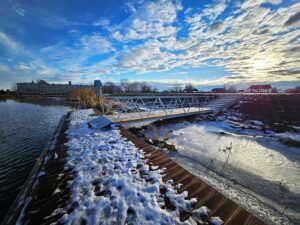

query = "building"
(17, 81), (97, 95)
(211, 88), (226, 93)
(249, 85), (272, 93)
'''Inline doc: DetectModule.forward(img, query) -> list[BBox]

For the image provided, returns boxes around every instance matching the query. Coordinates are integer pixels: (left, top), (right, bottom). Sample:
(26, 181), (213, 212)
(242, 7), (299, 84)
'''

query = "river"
(143, 119), (300, 224)
(0, 98), (70, 222)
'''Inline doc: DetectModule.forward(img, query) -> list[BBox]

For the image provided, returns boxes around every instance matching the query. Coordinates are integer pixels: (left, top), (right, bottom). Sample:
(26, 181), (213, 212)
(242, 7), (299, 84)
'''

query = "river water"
(144, 120), (300, 224)
(0, 98), (70, 222)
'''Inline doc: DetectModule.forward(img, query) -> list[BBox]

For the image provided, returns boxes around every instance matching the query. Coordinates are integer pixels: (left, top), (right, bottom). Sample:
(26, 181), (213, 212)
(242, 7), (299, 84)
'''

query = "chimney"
(69, 81), (72, 85)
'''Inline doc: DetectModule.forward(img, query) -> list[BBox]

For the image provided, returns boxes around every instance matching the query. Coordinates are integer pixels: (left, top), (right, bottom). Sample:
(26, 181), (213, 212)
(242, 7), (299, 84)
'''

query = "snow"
(210, 217), (223, 225)
(192, 206), (210, 221)
(145, 121), (300, 192)
(143, 119), (300, 224)
(16, 197), (32, 225)
(54, 109), (213, 224)
(274, 132), (300, 142)
(249, 120), (264, 126)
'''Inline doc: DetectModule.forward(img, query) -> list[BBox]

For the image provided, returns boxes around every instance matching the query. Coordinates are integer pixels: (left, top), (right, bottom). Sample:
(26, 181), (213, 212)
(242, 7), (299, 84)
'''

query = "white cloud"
(79, 33), (114, 54)
(0, 65), (9, 71)
(16, 63), (31, 70)
(0, 32), (18, 51)
(240, 0), (282, 10)
(185, 0), (227, 35)
(93, 19), (110, 27)
(36, 33), (115, 79)
(125, 2), (137, 13)
(202, 0), (227, 21)
(109, 0), (182, 42)
(3, 0), (299, 88)
(130, 1), (299, 84)
(209, 21), (225, 34)
(11, 2), (26, 17)
(40, 41), (64, 53)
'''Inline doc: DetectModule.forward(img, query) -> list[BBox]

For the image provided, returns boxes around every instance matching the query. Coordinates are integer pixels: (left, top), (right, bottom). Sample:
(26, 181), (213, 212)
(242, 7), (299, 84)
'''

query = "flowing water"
(144, 120), (300, 224)
(0, 98), (69, 222)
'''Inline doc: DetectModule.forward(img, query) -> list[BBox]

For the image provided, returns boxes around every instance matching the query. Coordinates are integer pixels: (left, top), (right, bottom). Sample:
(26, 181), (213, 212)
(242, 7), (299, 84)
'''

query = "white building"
(17, 81), (96, 95)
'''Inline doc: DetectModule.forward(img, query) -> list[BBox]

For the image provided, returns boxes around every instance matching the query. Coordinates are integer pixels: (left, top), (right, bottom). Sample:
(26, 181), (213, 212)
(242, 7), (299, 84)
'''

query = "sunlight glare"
(253, 59), (267, 70)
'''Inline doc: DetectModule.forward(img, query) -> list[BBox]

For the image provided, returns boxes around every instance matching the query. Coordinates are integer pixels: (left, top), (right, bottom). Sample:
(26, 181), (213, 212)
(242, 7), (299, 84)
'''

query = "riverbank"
(128, 94), (300, 224)
(4, 109), (268, 225)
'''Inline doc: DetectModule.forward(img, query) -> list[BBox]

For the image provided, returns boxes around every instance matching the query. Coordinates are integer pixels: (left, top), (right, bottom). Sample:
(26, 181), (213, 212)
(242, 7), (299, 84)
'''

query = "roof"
(249, 85), (272, 89)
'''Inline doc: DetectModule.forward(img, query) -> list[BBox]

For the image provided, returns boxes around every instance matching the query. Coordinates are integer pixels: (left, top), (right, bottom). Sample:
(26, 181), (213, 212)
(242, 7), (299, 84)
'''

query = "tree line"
(103, 79), (200, 94)
(103, 79), (158, 94)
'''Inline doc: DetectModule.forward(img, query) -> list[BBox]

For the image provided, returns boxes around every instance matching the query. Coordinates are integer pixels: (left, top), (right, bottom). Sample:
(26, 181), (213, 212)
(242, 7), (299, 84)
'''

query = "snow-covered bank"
(143, 119), (300, 224)
(50, 109), (221, 224)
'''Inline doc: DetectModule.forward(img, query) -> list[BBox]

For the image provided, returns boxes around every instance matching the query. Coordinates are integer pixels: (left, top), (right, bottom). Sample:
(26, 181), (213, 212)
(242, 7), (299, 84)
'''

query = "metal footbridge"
(103, 94), (241, 123)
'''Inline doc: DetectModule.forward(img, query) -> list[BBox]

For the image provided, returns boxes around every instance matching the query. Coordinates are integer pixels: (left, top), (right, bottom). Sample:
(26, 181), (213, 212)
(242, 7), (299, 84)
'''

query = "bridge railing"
(104, 95), (215, 122)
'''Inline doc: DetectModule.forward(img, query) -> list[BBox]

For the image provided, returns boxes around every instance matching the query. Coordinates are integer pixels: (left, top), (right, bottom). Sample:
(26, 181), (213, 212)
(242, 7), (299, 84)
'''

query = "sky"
(0, 0), (300, 91)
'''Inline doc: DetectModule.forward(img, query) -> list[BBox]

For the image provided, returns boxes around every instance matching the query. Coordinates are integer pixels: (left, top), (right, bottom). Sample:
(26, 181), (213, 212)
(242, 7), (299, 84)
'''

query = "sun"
(253, 59), (267, 69)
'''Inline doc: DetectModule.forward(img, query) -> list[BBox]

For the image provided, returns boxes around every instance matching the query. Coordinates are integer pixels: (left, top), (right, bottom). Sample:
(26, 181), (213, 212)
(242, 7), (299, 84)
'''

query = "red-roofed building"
(249, 85), (272, 93)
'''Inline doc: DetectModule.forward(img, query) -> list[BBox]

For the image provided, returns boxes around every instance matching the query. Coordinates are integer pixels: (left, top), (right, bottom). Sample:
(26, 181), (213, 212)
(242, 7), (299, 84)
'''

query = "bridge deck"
(106, 106), (212, 123)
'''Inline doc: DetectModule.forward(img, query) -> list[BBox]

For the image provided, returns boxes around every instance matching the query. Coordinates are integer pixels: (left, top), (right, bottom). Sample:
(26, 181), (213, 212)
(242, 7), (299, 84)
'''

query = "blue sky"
(0, 0), (300, 90)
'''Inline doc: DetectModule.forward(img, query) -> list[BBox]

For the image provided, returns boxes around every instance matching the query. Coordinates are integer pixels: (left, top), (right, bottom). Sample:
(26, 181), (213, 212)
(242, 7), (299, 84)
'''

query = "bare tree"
(120, 79), (129, 93)
(169, 84), (183, 93)
(226, 86), (237, 93)
(128, 82), (140, 93)
(118, 79), (158, 93)
(103, 81), (122, 94)
(184, 83), (195, 93)
(141, 81), (152, 93)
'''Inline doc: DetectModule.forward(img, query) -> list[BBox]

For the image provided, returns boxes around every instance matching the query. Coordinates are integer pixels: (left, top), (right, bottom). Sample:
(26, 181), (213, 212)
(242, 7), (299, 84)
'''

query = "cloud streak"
(0, 0), (300, 90)
(0, 32), (18, 51)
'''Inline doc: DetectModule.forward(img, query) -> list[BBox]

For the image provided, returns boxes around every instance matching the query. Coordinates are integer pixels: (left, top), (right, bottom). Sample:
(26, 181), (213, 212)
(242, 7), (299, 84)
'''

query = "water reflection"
(0, 99), (70, 222)
(144, 121), (300, 213)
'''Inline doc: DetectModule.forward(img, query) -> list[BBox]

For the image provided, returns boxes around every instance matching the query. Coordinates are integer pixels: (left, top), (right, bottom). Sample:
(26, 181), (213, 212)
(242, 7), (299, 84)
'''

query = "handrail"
(104, 95), (215, 122)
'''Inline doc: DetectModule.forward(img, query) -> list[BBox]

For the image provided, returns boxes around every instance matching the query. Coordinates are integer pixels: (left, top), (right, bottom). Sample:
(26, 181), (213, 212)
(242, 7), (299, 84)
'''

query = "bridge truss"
(104, 95), (215, 122)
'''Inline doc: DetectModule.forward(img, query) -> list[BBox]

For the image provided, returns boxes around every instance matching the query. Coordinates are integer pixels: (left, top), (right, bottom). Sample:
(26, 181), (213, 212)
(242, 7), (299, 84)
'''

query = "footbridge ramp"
(104, 94), (241, 123)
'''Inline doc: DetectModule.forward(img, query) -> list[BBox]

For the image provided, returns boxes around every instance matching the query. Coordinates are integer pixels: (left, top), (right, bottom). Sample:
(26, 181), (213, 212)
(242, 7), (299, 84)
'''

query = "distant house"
(211, 88), (226, 93)
(249, 85), (272, 93)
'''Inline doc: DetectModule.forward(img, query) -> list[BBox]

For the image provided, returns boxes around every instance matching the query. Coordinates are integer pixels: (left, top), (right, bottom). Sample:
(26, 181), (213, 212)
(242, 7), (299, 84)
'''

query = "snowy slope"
(51, 109), (222, 225)
(144, 120), (300, 224)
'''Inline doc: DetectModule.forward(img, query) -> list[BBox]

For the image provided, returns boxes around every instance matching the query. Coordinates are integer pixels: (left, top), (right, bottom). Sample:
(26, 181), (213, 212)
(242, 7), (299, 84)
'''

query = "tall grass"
(68, 89), (102, 109)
